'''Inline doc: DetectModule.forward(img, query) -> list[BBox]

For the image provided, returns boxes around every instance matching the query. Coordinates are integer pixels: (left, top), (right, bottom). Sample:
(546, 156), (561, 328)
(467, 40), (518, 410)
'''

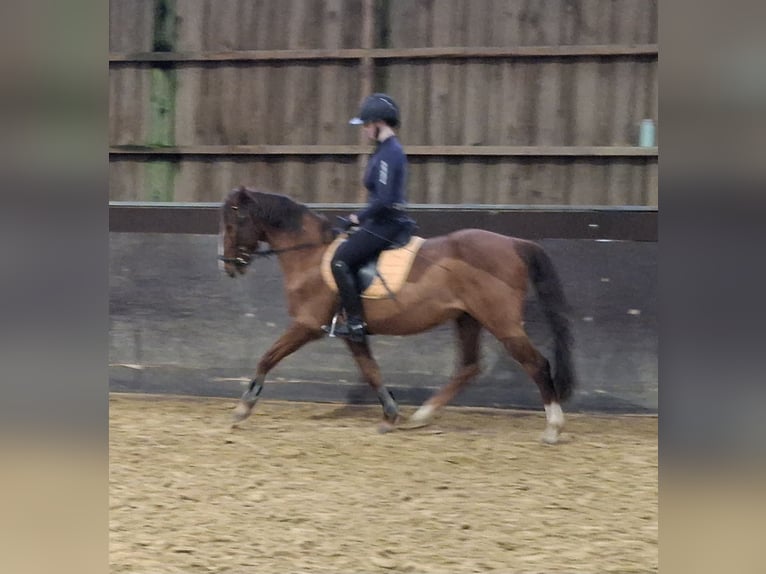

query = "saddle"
(321, 231), (426, 299)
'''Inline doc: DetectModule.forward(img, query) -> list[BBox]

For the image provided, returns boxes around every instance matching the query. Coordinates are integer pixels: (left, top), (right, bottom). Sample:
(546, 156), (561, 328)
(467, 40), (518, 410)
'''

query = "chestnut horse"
(220, 186), (575, 443)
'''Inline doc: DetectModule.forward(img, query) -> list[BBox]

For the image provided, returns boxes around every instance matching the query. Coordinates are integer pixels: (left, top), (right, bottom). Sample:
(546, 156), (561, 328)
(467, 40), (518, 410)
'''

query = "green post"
(146, 0), (178, 201)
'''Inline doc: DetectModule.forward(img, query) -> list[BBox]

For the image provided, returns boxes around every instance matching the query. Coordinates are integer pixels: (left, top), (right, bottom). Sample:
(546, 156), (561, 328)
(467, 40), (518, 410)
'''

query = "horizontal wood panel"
(386, 0), (658, 48)
(110, 0), (657, 52)
(109, 145), (658, 157)
(109, 202), (657, 241)
(108, 0), (658, 206)
(109, 156), (657, 206)
(109, 44), (658, 63)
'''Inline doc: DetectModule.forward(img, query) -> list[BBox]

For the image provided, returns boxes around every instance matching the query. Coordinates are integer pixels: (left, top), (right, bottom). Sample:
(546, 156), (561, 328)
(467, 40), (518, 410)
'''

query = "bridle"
(218, 204), (328, 268)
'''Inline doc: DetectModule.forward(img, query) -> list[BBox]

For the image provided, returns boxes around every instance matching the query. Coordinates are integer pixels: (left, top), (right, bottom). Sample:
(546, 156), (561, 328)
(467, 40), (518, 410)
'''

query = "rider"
(328, 93), (413, 343)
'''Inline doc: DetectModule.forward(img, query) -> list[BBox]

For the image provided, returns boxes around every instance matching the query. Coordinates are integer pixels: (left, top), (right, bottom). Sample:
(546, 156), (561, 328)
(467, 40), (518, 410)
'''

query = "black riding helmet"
(349, 93), (400, 127)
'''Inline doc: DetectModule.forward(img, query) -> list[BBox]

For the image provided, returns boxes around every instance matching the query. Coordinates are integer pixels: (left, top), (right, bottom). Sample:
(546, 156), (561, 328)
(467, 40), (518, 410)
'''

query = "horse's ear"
(235, 185), (251, 204)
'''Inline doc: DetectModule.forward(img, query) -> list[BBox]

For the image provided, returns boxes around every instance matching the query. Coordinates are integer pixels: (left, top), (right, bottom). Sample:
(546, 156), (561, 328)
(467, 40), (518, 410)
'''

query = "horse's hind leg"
(409, 313), (482, 428)
(343, 339), (400, 426)
(501, 332), (564, 444)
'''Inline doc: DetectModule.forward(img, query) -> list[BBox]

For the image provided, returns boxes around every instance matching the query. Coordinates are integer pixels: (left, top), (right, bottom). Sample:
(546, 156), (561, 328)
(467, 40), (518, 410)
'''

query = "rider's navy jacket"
(356, 136), (408, 225)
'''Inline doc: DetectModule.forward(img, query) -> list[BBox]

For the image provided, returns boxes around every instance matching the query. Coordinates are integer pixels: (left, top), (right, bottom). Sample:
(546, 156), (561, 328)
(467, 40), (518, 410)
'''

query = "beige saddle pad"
(321, 235), (426, 299)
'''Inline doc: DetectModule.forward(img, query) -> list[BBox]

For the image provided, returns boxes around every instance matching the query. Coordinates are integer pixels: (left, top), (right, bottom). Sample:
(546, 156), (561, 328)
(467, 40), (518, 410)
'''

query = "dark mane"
(240, 187), (309, 232)
(226, 186), (336, 242)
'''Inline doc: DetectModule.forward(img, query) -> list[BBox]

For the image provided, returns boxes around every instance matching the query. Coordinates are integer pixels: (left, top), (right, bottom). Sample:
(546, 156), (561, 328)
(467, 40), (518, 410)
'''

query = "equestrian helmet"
(349, 93), (400, 127)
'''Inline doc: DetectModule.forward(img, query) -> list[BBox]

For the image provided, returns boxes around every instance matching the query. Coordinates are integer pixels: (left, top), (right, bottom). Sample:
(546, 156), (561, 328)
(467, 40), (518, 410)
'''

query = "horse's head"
(219, 186), (267, 278)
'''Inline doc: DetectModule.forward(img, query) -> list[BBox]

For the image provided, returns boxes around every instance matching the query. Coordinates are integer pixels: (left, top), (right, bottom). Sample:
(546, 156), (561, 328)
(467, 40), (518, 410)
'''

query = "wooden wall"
(109, 0), (658, 206)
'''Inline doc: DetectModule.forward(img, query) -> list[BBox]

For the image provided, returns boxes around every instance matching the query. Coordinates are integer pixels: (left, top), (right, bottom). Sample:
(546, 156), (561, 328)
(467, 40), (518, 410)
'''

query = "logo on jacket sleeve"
(379, 161), (388, 185)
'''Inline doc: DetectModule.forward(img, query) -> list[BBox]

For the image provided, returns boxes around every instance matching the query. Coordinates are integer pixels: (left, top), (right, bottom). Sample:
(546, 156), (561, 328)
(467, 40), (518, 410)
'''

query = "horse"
(219, 186), (575, 443)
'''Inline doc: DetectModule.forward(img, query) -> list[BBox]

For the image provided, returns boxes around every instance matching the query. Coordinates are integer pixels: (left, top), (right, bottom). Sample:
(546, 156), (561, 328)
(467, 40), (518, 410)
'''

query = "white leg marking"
(218, 230), (225, 272)
(542, 402), (565, 444)
(544, 402), (565, 428)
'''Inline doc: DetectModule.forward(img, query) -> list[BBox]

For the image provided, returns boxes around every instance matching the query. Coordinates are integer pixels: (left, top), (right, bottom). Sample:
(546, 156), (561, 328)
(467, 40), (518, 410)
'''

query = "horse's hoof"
(402, 405), (435, 429)
(541, 427), (560, 445)
(377, 415), (402, 434)
(377, 421), (397, 434)
(231, 400), (256, 425)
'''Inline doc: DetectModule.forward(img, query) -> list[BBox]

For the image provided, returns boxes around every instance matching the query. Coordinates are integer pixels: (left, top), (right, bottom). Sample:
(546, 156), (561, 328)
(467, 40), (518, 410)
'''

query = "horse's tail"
(519, 241), (576, 402)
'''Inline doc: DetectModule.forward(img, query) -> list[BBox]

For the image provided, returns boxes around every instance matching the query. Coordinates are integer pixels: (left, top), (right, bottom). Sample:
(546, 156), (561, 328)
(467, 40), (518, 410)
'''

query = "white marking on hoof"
(541, 426), (560, 444)
(232, 400), (254, 424)
(407, 404), (436, 428)
(542, 402), (565, 444)
(217, 231), (225, 272)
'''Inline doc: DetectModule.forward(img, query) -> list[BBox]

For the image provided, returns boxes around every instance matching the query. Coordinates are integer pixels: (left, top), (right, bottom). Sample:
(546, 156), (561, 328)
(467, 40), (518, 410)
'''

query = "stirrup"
(321, 312), (342, 337)
(333, 322), (366, 343)
(322, 312), (366, 342)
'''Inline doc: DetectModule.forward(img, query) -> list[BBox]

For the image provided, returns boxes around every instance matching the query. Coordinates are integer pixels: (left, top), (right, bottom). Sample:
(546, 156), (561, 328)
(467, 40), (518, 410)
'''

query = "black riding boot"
(329, 260), (366, 342)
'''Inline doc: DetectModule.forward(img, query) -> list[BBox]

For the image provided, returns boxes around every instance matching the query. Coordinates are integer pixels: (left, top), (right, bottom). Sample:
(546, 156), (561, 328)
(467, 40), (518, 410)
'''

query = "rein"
(218, 241), (326, 266)
(249, 241), (324, 258)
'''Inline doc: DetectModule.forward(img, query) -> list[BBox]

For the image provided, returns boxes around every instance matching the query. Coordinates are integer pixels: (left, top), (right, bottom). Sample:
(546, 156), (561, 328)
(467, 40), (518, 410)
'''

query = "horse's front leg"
(343, 339), (401, 428)
(233, 322), (322, 424)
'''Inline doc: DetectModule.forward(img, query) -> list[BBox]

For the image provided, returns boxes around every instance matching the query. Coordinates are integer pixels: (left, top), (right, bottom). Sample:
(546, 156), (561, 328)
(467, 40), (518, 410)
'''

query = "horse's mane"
(230, 186), (333, 238)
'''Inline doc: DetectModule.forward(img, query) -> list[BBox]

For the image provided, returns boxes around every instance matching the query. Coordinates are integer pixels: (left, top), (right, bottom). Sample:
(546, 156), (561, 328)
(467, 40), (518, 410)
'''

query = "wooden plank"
(109, 159), (145, 201)
(443, 157), (462, 203)
(518, 0), (545, 45)
(355, 0), (375, 203)
(285, 64), (317, 195)
(145, 0), (178, 202)
(595, 60), (617, 145)
(424, 0), (452, 202)
(109, 0), (155, 53)
(569, 158), (608, 205)
(108, 43), (659, 63)
(281, 158), (305, 198)
(535, 60), (561, 145)
(206, 0), (241, 51)
(323, 0), (345, 51)
(318, 0), (344, 146)
(252, 0), (272, 50)
(313, 66), (342, 145)
(110, 68), (151, 146)
(174, 0), (203, 52)
(502, 159), (528, 204)
(264, 0), (287, 50)
(489, 158), (512, 204)
(172, 160), (203, 202)
(462, 1), (490, 201)
(109, 144), (658, 156)
(572, 60), (600, 145)
(605, 162), (636, 206)
(646, 0), (659, 44)
(623, 59), (643, 146)
(644, 60), (658, 130)
(645, 160), (658, 207)
(545, 158), (570, 204)
(110, 158), (658, 206)
(340, 0), (364, 49)
(172, 62), (201, 146)
(285, 0), (305, 49)
(610, 59), (635, 145)
(461, 160), (487, 203)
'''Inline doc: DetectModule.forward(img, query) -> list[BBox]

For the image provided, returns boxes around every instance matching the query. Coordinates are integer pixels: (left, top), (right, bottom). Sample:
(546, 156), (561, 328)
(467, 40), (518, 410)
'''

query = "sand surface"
(110, 394), (657, 573)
